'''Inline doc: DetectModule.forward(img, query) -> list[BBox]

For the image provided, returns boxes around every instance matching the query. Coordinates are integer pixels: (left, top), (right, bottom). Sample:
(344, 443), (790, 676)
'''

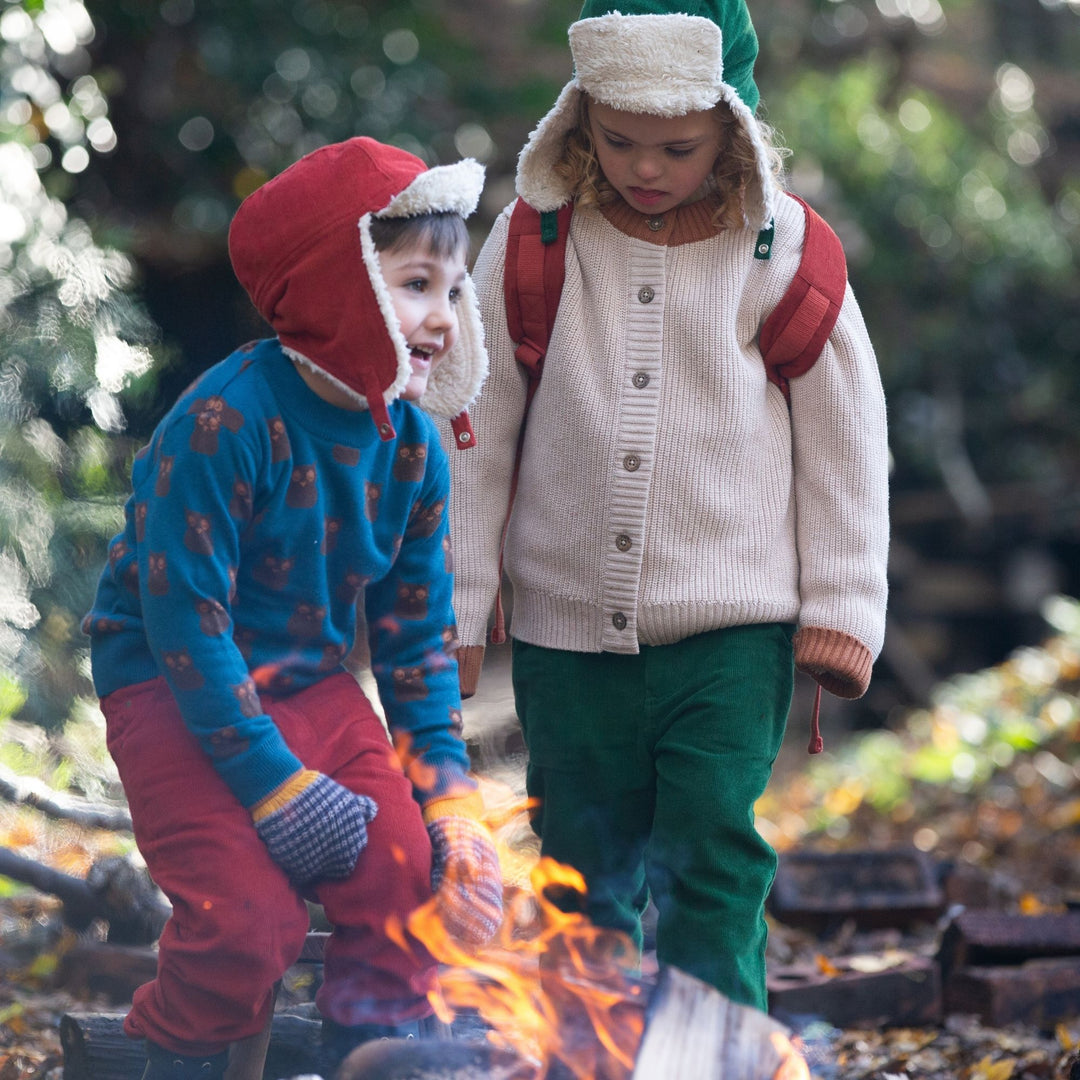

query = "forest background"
(3, 5), (1080, 1075)
(0, 0), (1079, 742)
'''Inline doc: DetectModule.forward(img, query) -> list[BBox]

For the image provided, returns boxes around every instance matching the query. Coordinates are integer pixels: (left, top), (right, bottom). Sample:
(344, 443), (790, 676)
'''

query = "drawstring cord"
(808, 683), (823, 754)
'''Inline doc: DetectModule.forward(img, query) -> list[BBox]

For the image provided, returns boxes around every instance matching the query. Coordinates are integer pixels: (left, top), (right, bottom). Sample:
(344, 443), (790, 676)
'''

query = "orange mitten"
(422, 792), (502, 946)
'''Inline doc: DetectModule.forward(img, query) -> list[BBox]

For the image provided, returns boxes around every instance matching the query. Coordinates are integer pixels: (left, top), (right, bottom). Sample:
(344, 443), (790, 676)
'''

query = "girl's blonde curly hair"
(553, 94), (787, 230)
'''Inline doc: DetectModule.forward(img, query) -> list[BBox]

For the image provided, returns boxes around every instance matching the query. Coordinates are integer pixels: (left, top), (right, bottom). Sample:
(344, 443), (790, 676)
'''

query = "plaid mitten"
(251, 769), (377, 886)
(423, 794), (503, 946)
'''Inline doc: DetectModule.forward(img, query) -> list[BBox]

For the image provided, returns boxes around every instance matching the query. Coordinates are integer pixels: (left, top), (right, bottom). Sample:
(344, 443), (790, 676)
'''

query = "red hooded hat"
(228, 137), (487, 442)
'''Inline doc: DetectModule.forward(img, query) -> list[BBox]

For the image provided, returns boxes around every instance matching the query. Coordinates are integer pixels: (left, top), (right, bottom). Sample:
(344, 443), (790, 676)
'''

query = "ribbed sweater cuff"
(456, 645), (486, 699)
(794, 626), (873, 700)
(421, 789), (485, 825)
(249, 768), (316, 822)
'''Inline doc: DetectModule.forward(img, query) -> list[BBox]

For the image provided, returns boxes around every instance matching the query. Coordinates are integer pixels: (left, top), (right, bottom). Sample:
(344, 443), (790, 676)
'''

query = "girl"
(446, 0), (889, 1011)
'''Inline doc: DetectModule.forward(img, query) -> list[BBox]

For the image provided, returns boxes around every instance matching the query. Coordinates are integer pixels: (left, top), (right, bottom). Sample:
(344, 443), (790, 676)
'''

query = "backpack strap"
(757, 193), (847, 753)
(758, 193), (847, 404)
(490, 199), (572, 643)
(505, 200), (573, 379)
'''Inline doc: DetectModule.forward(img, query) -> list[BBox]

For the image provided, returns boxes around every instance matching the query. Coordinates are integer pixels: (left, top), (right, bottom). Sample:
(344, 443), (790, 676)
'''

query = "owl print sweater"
(449, 194), (890, 693)
(86, 338), (468, 809)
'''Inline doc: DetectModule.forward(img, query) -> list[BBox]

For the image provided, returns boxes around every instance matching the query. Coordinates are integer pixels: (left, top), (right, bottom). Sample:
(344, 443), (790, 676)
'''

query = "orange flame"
(389, 790), (810, 1080)
(391, 730), (440, 792)
(770, 1032), (812, 1080)
(389, 842), (646, 1080)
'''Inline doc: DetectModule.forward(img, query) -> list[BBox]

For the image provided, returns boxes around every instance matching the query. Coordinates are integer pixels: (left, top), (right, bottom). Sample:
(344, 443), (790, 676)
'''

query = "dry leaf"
(847, 949), (912, 973)
(814, 953), (841, 977)
(968, 1055), (1015, 1080)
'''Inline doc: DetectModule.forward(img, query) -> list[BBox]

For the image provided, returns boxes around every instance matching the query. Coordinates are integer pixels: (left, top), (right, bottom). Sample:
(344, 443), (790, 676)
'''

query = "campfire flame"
(388, 791), (811, 1080)
(389, 853), (646, 1079)
(770, 1032), (812, 1080)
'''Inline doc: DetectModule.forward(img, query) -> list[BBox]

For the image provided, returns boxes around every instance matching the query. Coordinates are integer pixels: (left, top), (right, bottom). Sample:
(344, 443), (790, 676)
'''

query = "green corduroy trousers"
(511, 622), (794, 1010)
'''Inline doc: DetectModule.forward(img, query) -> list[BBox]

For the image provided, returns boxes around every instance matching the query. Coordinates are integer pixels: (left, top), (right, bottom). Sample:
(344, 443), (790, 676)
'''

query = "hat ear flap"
(421, 273), (488, 420)
(515, 83), (585, 212)
(358, 212), (413, 407)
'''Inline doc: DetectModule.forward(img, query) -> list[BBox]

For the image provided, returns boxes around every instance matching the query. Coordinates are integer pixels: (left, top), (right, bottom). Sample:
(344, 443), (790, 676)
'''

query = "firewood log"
(59, 1010), (323, 1080)
(61, 966), (807, 1080)
(335, 968), (804, 1080)
(337, 1039), (533, 1080)
(59, 1012), (145, 1080)
(631, 966), (801, 1079)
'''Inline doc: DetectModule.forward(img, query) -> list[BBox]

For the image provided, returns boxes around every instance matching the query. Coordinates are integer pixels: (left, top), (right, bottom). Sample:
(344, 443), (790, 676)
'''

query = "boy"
(83, 137), (502, 1078)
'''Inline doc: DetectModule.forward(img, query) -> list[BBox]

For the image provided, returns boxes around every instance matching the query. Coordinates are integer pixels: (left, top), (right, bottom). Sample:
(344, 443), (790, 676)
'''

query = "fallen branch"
(0, 848), (168, 944)
(0, 762), (132, 832)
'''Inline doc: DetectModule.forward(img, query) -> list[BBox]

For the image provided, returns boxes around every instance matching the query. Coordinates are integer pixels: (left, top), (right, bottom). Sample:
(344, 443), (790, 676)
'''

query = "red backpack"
(495, 192), (848, 751)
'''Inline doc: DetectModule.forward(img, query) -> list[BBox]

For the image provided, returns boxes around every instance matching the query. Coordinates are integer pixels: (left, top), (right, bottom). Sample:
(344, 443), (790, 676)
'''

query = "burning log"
(337, 968), (805, 1080)
(61, 988), (804, 1080)
(376, 857), (810, 1080)
(630, 966), (806, 1080)
(337, 1039), (534, 1080)
(61, 851), (810, 1080)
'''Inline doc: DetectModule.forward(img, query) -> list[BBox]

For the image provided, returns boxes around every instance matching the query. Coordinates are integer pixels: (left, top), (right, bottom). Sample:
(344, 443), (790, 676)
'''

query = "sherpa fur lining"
(379, 159), (485, 219)
(420, 272), (488, 419)
(359, 211), (413, 407)
(355, 210), (488, 419)
(515, 12), (777, 228)
(573, 14), (726, 117)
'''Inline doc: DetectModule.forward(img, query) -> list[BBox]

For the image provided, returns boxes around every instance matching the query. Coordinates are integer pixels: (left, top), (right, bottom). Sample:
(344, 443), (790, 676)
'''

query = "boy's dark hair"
(369, 211), (469, 258)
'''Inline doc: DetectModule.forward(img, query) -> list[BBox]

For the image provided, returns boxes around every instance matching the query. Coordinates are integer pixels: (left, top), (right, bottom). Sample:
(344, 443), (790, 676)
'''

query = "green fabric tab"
(540, 210), (560, 245)
(754, 221), (774, 260)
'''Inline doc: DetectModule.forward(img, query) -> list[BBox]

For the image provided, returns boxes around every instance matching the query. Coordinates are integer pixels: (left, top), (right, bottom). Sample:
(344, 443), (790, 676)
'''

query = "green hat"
(515, 1), (776, 227)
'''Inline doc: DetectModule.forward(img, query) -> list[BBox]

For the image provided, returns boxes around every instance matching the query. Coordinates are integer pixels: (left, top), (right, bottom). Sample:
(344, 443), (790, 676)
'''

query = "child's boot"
(141, 1040), (229, 1079)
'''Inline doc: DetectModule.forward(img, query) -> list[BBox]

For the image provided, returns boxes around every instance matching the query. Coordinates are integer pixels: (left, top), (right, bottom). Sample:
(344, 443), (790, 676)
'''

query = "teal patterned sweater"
(86, 338), (469, 809)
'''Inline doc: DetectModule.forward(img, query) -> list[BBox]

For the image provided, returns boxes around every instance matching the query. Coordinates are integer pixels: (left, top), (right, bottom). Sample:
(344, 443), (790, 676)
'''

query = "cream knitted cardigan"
(446, 192), (889, 698)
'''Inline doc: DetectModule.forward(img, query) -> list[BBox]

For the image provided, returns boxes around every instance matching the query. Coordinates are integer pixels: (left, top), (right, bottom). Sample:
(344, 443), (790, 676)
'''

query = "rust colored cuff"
(456, 644), (486, 700)
(793, 626), (873, 700)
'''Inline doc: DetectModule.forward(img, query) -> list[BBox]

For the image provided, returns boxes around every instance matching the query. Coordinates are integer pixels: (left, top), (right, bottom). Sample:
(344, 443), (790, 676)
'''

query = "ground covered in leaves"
(2, 598), (1080, 1079)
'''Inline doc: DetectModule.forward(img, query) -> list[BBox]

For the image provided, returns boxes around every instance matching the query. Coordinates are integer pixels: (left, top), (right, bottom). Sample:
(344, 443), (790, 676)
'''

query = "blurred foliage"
(0, 0), (163, 730)
(758, 31), (1080, 507)
(0, 0), (1078, 733)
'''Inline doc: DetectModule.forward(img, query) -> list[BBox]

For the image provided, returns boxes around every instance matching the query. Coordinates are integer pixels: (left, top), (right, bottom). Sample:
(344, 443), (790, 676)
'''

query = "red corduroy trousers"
(101, 672), (436, 1057)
